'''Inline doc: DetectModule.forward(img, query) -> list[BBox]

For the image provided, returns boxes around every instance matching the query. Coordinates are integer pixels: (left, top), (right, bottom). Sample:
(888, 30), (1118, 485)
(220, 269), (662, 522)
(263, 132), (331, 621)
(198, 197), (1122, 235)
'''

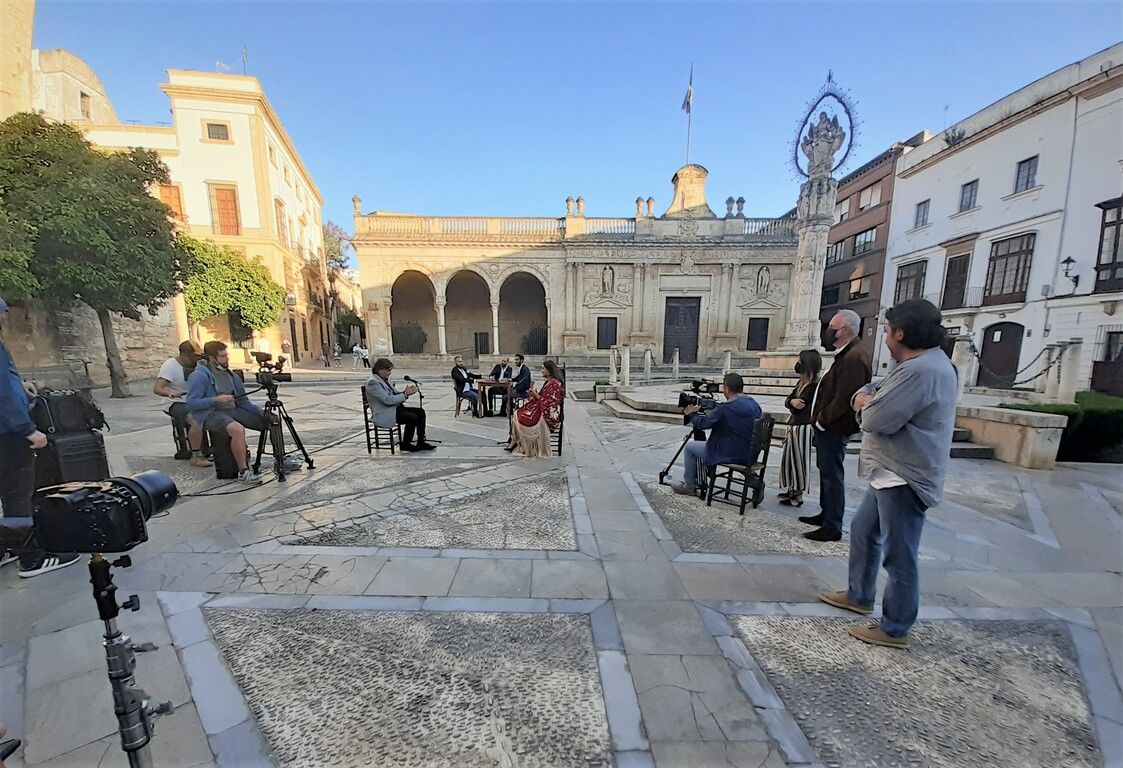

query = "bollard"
(723, 350), (732, 376)
(643, 348), (652, 382)
(1057, 338), (1082, 404)
(1044, 344), (1062, 401)
(1035, 346), (1054, 394)
(608, 346), (619, 386)
(950, 335), (975, 396)
(621, 345), (631, 387)
(672, 347), (680, 379)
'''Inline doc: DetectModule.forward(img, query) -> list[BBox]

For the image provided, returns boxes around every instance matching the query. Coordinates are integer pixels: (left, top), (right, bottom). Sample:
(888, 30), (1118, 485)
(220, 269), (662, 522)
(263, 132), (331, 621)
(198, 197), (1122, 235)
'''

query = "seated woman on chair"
(505, 360), (564, 457)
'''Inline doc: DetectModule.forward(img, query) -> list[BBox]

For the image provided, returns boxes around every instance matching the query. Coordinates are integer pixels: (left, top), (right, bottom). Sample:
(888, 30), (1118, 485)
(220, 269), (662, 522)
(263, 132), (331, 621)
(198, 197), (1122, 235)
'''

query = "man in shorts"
(154, 339), (212, 467)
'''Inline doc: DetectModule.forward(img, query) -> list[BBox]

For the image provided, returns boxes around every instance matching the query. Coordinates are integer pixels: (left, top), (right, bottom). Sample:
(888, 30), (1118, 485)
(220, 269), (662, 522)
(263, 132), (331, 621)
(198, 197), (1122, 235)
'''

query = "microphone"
(403, 375), (418, 384)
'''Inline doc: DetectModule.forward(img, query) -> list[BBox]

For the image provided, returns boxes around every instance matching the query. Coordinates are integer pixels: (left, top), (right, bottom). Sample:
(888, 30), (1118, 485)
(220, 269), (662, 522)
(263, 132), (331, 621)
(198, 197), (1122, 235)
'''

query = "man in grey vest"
(819, 299), (957, 649)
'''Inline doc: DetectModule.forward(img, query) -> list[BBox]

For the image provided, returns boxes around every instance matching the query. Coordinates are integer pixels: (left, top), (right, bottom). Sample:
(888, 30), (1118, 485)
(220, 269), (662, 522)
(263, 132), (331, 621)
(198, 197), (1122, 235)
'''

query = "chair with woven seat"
(361, 386), (402, 454)
(705, 413), (774, 515)
(549, 363), (566, 456)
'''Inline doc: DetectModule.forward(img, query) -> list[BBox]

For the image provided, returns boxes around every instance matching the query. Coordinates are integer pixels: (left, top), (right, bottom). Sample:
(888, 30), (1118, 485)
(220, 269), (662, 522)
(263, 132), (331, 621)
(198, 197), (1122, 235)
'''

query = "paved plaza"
(1, 370), (1121, 767)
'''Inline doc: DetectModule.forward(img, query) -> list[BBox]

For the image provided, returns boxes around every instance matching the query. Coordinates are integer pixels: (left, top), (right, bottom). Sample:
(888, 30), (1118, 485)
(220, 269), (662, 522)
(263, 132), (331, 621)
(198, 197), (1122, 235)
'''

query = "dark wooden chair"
(550, 363), (566, 457)
(705, 414), (774, 515)
(361, 386), (402, 454)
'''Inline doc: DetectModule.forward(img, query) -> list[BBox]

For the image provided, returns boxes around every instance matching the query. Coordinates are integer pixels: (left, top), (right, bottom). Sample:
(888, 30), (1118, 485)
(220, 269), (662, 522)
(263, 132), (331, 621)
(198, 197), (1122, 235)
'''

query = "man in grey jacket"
(819, 299), (957, 649)
(366, 358), (435, 452)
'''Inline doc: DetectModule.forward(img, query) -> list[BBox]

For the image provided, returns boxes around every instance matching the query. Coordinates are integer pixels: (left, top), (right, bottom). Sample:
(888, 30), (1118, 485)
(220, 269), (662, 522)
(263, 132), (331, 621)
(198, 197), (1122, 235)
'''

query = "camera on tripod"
(677, 379), (722, 424)
(252, 351), (292, 386)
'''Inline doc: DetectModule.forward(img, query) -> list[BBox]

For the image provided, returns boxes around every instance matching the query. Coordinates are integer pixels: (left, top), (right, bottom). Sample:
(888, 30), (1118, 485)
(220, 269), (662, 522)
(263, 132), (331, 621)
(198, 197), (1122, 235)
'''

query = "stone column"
(723, 350), (732, 375)
(636, 263), (647, 331)
(783, 177), (836, 349)
(1044, 344), (1062, 401)
(950, 335), (976, 396)
(1035, 346), (1055, 394)
(644, 348), (652, 381)
(1058, 338), (1083, 404)
(544, 299), (552, 355)
(490, 301), (500, 355)
(723, 263), (737, 334)
(609, 347), (619, 386)
(566, 263), (575, 328)
(383, 299), (394, 354)
(621, 345), (631, 387)
(435, 298), (448, 356)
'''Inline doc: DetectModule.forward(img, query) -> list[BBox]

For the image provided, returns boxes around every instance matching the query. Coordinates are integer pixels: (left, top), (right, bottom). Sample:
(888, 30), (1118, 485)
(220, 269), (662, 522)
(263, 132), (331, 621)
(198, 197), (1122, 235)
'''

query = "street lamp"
(1060, 256), (1080, 292)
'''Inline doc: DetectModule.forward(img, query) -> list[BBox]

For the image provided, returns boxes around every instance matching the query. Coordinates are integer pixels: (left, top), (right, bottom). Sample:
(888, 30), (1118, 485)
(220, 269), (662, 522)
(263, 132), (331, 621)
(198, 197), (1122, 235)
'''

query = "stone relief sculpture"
(739, 270), (788, 308)
(801, 111), (846, 178)
(756, 266), (770, 296)
(601, 266), (615, 295)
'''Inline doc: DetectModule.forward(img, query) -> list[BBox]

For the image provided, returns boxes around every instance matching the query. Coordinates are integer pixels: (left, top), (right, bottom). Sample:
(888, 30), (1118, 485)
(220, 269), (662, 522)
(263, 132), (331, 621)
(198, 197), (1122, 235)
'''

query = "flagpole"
(685, 109), (692, 164)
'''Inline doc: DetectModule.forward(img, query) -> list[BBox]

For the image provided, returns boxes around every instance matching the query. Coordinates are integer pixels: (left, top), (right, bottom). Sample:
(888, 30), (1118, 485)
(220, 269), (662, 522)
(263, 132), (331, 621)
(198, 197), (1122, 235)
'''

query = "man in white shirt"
(155, 340), (212, 467)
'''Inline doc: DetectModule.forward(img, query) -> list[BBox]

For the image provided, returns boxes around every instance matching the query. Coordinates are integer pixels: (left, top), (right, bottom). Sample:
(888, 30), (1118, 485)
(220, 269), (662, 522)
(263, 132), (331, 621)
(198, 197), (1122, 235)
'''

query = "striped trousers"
(779, 423), (813, 496)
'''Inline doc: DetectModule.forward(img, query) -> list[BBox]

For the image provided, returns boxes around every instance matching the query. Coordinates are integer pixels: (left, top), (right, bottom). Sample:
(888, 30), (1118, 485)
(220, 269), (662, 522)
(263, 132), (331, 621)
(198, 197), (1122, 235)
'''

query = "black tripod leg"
(659, 431), (695, 485)
(252, 411), (271, 475)
(276, 403), (314, 469)
(270, 417), (287, 481)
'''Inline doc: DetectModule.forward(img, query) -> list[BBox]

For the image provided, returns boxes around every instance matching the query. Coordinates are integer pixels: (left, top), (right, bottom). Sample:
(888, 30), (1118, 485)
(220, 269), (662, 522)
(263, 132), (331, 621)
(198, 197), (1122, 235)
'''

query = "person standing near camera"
(154, 339), (212, 468)
(366, 358), (436, 452)
(802, 309), (871, 542)
(671, 373), (762, 497)
(186, 341), (266, 485)
(818, 299), (957, 649)
(778, 349), (822, 508)
(0, 297), (79, 577)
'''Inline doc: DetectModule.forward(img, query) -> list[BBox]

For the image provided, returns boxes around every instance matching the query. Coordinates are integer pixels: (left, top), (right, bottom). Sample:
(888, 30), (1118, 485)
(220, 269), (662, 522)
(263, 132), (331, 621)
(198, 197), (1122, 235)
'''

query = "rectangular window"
(268, 144), (277, 166)
(857, 182), (881, 212)
(914, 200), (930, 228)
(283, 166), (291, 184)
(274, 199), (289, 247)
(157, 184), (184, 220)
(983, 233), (1035, 305)
(942, 253), (970, 310)
(959, 179), (978, 212)
(208, 184), (241, 236)
(79, 92), (91, 120)
(848, 275), (872, 301)
(1104, 331), (1123, 362)
(596, 317), (618, 349)
(821, 283), (841, 307)
(205, 122), (230, 142)
(746, 318), (769, 351)
(853, 227), (877, 254)
(834, 200), (849, 224)
(826, 240), (846, 265)
(1014, 156), (1038, 193)
(894, 261), (927, 304)
(1094, 198), (1123, 293)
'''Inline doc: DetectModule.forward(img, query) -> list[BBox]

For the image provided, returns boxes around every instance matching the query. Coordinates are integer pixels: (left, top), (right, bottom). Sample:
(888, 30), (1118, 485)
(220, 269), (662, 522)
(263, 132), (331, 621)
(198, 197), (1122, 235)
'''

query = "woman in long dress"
(779, 349), (822, 507)
(506, 360), (564, 458)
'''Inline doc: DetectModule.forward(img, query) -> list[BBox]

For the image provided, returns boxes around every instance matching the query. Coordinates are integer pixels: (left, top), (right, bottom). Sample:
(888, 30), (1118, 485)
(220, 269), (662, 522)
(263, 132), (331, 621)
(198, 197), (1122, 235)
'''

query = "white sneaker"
(0, 551), (18, 568)
(18, 553), (80, 578)
(237, 469), (263, 485)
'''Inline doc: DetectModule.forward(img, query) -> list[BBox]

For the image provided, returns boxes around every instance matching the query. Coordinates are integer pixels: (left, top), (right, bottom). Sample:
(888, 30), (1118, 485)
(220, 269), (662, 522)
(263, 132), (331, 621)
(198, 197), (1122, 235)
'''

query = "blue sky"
(36, 1), (1120, 248)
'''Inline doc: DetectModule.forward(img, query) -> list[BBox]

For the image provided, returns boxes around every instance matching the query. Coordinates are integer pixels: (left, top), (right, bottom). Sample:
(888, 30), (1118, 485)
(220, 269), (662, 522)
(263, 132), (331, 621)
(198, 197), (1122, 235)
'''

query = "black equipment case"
(34, 430), (110, 488)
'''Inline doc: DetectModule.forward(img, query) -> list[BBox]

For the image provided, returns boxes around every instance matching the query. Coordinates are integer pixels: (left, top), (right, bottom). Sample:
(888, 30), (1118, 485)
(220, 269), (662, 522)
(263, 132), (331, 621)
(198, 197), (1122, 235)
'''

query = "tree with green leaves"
(323, 220), (353, 272)
(181, 236), (286, 332)
(0, 112), (186, 397)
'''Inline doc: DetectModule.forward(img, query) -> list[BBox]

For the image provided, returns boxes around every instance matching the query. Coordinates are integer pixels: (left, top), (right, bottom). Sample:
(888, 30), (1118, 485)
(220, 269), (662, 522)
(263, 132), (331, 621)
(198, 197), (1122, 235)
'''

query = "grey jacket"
(365, 375), (409, 428)
(854, 347), (958, 508)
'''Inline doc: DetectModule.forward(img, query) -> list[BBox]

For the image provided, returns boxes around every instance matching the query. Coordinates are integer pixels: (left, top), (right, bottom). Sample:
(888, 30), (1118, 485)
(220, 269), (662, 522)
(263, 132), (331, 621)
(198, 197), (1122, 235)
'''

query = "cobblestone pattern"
(205, 607), (612, 767)
(734, 615), (1101, 768)
(127, 456), (229, 495)
(300, 471), (576, 550)
(640, 481), (851, 557)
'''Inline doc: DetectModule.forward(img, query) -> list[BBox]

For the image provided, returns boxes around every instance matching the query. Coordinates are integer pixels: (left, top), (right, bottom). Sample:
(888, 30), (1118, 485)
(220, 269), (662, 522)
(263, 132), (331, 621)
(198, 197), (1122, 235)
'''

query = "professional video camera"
(252, 351), (292, 386)
(0, 471), (179, 768)
(677, 379), (722, 423)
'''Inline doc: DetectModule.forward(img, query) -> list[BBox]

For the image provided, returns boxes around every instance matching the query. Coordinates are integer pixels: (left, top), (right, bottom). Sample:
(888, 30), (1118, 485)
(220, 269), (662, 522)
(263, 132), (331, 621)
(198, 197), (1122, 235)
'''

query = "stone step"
(845, 439), (994, 459)
(600, 398), (683, 424)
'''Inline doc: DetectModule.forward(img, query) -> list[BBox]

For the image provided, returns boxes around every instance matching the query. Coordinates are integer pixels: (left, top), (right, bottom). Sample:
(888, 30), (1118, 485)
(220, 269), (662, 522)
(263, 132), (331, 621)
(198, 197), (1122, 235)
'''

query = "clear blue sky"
(35, 1), (1120, 243)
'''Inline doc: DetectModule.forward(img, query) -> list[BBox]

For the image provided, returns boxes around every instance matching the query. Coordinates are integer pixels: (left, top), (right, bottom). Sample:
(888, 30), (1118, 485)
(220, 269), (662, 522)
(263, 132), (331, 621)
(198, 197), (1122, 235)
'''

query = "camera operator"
(186, 341), (270, 485)
(671, 372), (762, 497)
(366, 358), (436, 452)
(154, 339), (212, 468)
(0, 296), (79, 577)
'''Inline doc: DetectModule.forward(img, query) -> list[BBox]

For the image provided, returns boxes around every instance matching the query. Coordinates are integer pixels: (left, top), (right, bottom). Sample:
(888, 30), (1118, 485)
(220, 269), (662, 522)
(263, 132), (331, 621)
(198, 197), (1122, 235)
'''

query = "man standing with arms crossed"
(818, 299), (958, 648)
(802, 308), (871, 542)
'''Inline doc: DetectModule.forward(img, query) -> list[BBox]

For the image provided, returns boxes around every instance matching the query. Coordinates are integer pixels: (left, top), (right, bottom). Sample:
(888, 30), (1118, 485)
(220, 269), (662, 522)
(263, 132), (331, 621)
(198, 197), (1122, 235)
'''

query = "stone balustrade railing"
(742, 217), (797, 237)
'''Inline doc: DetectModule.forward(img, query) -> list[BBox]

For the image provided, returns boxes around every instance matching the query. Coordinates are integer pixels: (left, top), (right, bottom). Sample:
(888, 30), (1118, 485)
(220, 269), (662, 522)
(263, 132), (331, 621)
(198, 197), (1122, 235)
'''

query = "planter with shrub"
(1000, 390), (1123, 462)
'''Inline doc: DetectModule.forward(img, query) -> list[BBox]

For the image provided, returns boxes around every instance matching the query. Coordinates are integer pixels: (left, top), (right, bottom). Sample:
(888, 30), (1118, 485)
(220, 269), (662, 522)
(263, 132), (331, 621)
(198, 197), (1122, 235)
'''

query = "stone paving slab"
(299, 470), (577, 551)
(733, 615), (1102, 768)
(204, 607), (613, 767)
(639, 480), (851, 557)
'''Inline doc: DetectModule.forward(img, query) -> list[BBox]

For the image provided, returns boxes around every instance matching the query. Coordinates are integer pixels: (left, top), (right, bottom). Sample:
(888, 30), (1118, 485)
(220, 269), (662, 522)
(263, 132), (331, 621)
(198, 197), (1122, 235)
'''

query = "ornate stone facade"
(353, 165), (801, 364)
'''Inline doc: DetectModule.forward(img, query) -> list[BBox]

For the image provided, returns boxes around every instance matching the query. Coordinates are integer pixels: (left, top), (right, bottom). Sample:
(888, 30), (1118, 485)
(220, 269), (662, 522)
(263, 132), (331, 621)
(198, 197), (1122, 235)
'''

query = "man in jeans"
(672, 373), (762, 496)
(802, 308), (871, 542)
(818, 299), (957, 649)
(0, 297), (79, 578)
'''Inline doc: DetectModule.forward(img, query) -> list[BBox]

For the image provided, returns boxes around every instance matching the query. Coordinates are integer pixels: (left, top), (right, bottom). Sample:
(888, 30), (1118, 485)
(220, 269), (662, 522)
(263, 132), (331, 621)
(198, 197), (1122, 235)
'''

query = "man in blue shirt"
(672, 373), (762, 496)
(0, 297), (79, 578)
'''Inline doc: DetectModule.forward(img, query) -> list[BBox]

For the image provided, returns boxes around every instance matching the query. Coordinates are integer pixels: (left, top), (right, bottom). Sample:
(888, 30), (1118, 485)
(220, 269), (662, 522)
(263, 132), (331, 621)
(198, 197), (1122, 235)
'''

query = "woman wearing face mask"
(778, 349), (822, 507)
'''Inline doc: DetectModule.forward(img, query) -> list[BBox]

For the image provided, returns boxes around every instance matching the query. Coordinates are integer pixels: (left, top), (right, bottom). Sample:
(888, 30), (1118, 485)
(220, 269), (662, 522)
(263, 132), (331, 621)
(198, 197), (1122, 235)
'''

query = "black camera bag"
(30, 390), (108, 434)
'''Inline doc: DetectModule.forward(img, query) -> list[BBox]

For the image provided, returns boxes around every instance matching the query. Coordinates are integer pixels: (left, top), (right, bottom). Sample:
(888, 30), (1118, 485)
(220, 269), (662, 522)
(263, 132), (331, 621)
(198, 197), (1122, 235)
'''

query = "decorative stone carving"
(725, 197), (735, 217)
(677, 220), (699, 236)
(736, 197), (745, 216)
(756, 266), (770, 296)
(739, 270), (788, 309)
(679, 251), (699, 274)
(351, 195), (362, 214)
(663, 164), (716, 219)
(565, 196), (574, 216)
(801, 111), (846, 178)
(601, 266), (615, 294)
(635, 197), (644, 217)
(646, 197), (655, 217)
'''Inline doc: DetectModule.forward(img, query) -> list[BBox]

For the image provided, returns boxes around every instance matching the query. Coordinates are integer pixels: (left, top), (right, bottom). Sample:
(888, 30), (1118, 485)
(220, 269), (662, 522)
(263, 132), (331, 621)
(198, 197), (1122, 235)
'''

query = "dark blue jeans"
(0, 434), (44, 567)
(814, 430), (849, 535)
(847, 485), (927, 637)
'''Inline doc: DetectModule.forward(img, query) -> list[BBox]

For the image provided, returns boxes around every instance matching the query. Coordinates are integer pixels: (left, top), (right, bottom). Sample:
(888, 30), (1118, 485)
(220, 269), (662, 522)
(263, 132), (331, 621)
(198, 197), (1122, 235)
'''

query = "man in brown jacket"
(802, 309), (872, 541)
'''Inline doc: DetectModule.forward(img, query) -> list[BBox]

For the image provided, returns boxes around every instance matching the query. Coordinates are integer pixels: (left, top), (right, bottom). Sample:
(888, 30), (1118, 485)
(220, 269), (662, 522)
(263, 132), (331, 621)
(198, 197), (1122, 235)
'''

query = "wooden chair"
(550, 363), (566, 457)
(453, 383), (479, 417)
(705, 414), (774, 515)
(361, 386), (402, 454)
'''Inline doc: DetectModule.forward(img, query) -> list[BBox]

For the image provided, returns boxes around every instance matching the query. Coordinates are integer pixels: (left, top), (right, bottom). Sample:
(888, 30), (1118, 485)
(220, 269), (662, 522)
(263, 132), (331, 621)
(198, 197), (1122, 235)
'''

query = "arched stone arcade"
(499, 271), (548, 354)
(444, 270), (493, 357)
(389, 270), (438, 353)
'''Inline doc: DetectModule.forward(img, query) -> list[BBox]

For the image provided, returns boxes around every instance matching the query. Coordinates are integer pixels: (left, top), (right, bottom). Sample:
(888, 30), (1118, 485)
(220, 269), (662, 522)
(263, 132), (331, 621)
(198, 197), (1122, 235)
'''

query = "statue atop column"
(801, 112), (846, 178)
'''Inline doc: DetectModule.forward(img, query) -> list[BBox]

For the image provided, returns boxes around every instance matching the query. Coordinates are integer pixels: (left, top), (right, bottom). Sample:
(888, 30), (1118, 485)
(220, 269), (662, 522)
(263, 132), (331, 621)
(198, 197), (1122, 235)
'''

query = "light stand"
(88, 554), (173, 768)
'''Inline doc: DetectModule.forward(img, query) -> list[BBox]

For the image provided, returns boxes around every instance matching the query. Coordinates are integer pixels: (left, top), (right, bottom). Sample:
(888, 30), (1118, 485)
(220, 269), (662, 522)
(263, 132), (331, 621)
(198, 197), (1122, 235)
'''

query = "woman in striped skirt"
(779, 349), (822, 507)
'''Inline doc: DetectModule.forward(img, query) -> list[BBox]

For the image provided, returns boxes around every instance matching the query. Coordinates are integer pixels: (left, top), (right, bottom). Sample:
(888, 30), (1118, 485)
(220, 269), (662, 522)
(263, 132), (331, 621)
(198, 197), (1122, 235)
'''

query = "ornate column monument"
(782, 111), (845, 349)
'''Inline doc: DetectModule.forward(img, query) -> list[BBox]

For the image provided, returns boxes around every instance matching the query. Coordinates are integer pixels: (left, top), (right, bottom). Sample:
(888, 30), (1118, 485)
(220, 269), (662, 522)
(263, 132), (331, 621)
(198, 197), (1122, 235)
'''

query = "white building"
(878, 43), (1123, 396)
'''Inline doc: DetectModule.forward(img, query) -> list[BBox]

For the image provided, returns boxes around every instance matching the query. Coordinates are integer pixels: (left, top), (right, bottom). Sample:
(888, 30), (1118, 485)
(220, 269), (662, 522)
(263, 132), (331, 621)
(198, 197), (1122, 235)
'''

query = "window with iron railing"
(1094, 198), (1122, 294)
(983, 233), (1035, 305)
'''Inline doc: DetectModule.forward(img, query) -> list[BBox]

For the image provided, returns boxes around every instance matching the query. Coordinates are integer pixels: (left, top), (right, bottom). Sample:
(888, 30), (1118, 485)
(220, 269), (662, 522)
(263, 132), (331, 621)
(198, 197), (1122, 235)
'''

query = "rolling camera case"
(34, 429), (110, 489)
(208, 429), (251, 480)
(30, 390), (108, 434)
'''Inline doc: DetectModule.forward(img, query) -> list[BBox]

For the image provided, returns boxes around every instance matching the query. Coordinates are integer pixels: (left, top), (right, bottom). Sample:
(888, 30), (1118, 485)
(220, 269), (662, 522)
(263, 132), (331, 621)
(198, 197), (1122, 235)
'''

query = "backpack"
(30, 389), (109, 434)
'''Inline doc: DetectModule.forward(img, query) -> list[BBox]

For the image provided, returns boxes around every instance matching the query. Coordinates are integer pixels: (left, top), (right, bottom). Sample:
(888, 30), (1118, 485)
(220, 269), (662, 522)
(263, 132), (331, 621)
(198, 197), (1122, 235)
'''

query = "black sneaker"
(19, 553), (80, 579)
(400, 443), (420, 453)
(798, 513), (824, 526)
(416, 442), (437, 451)
(802, 528), (842, 542)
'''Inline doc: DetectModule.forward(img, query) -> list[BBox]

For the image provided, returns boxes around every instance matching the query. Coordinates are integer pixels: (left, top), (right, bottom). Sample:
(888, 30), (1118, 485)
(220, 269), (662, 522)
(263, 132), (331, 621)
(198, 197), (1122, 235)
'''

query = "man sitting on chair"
(511, 354), (532, 399)
(154, 339), (211, 467)
(487, 356), (514, 416)
(368, 357), (436, 452)
(451, 354), (481, 417)
(672, 373), (762, 497)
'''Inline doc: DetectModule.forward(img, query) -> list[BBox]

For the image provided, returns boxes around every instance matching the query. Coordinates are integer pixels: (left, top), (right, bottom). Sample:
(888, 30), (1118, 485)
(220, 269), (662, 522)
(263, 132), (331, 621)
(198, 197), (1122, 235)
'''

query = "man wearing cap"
(0, 297), (80, 577)
(155, 339), (212, 467)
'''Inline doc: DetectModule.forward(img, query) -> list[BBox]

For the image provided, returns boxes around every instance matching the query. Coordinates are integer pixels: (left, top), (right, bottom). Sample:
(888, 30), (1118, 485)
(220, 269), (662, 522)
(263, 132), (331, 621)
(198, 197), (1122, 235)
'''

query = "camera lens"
(116, 470), (178, 519)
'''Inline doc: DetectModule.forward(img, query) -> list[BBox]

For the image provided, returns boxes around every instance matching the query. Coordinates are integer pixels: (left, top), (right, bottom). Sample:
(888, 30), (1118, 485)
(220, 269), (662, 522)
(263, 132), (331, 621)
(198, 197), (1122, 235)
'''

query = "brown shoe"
(848, 621), (910, 650)
(189, 455), (214, 468)
(818, 590), (873, 616)
(671, 483), (697, 496)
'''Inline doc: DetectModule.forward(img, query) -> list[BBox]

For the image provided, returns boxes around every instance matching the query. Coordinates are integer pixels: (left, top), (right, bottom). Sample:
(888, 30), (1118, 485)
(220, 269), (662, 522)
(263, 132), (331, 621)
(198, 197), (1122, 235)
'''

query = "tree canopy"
(182, 236), (286, 330)
(323, 221), (353, 272)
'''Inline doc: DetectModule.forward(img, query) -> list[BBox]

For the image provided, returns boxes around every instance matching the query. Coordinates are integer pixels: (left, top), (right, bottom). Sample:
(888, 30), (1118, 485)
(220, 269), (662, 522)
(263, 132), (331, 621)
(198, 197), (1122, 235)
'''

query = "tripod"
(252, 383), (314, 482)
(88, 554), (173, 768)
(658, 429), (708, 499)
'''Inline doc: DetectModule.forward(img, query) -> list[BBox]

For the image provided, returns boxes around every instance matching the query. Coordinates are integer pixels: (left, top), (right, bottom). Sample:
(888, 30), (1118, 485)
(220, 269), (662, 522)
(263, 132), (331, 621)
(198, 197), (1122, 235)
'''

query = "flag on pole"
(681, 64), (693, 114)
